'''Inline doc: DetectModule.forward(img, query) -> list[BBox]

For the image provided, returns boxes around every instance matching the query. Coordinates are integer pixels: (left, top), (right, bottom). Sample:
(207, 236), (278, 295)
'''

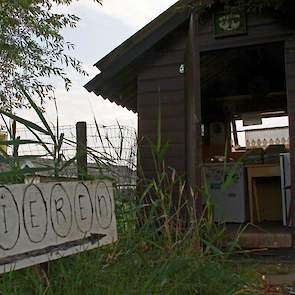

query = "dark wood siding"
(285, 36), (295, 226)
(198, 14), (293, 52)
(137, 32), (186, 179)
(137, 13), (295, 181)
(145, 15), (294, 58)
(164, 15), (293, 54)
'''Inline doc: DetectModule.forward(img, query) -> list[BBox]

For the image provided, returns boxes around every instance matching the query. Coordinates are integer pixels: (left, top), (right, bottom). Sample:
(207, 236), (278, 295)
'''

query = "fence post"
(76, 121), (87, 180)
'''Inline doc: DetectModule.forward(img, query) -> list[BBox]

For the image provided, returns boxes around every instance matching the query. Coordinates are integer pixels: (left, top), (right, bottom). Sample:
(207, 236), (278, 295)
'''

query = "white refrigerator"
(280, 153), (292, 226)
(202, 163), (247, 223)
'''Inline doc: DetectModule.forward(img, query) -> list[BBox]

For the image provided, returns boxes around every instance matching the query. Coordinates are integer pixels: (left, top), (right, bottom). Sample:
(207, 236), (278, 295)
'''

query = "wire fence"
(1, 123), (137, 185)
(14, 124), (136, 165)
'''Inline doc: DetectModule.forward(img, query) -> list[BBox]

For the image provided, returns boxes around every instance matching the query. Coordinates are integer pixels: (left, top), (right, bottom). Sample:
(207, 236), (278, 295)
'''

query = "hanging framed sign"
(214, 9), (247, 38)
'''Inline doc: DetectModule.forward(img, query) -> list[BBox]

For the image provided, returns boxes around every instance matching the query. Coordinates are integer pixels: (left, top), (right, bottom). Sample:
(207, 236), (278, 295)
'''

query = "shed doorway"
(200, 42), (292, 248)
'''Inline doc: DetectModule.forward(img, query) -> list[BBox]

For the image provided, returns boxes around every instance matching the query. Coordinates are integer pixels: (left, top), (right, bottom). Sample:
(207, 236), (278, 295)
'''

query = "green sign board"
(214, 10), (247, 38)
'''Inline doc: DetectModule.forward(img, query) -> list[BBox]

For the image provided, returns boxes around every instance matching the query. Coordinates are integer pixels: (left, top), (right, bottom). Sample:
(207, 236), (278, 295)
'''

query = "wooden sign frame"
(0, 180), (117, 273)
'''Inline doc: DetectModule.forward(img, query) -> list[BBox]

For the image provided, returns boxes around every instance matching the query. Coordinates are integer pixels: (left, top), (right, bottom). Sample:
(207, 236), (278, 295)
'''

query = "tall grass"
(0, 173), (258, 294)
(0, 92), (260, 294)
(0, 171), (258, 294)
(0, 87), (119, 182)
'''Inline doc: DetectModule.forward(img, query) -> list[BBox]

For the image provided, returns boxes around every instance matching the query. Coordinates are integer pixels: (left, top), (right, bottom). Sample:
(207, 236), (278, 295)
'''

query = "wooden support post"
(232, 119), (239, 148)
(285, 37), (295, 234)
(76, 121), (87, 180)
(184, 10), (202, 217)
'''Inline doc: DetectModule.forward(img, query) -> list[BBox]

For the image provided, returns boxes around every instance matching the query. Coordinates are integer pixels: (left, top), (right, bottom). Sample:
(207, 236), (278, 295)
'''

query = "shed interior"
(200, 42), (291, 247)
(201, 42), (287, 159)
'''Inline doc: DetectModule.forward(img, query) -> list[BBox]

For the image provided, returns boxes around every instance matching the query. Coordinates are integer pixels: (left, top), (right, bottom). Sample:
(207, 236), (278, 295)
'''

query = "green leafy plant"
(0, 88), (134, 183)
(185, 0), (295, 30)
(0, 0), (102, 109)
(0, 87), (77, 182)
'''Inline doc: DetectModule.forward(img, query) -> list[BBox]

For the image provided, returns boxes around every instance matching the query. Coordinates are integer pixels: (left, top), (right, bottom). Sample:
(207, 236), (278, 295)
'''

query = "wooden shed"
(86, 0), (295, 248)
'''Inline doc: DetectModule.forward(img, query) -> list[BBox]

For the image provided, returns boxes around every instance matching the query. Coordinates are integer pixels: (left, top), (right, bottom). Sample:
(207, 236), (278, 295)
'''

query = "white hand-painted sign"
(0, 180), (117, 273)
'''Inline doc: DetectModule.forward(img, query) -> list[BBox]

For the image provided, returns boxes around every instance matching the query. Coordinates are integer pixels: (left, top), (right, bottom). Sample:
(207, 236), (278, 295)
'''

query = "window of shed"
(231, 116), (289, 151)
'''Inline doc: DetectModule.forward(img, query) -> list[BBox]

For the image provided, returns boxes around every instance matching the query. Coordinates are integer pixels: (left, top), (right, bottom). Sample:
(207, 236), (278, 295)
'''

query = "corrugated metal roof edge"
(84, 0), (192, 95)
(95, 0), (192, 71)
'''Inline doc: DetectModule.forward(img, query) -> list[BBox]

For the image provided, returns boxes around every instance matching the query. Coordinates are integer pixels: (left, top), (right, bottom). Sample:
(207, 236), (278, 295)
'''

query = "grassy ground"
(0, 193), (267, 295)
(0, 243), (262, 295)
(3, 197), (294, 294)
(0, 164), (289, 294)
(5, 232), (295, 295)
(0, 189), (290, 294)
(1, 207), (292, 295)
(6, 249), (295, 295)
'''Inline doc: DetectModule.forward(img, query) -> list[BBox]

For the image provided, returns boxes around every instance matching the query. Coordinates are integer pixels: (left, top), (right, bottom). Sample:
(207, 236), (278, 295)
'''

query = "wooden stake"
(76, 121), (88, 180)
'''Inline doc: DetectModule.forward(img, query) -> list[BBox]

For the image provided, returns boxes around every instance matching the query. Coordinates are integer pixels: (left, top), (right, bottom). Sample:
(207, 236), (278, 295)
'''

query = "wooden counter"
(246, 164), (281, 223)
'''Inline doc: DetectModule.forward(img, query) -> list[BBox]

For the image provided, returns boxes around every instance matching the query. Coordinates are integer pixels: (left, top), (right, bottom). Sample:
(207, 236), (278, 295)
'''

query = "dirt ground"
(235, 250), (295, 294)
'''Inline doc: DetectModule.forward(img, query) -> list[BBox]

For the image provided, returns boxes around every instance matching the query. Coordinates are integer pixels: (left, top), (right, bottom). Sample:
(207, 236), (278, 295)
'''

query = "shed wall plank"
(138, 37), (186, 177)
(285, 37), (295, 227)
(137, 90), (184, 106)
(138, 77), (184, 94)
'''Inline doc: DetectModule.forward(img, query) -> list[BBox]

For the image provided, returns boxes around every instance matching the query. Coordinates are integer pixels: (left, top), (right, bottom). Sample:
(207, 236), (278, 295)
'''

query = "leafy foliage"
(195, 0), (295, 26)
(196, 0), (289, 10)
(0, 0), (101, 109)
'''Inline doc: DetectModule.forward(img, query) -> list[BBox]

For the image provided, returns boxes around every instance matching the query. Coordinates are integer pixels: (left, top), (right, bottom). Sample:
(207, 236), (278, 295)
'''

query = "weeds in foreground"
(0, 244), (261, 295)
(0, 92), (261, 294)
(0, 128), (260, 294)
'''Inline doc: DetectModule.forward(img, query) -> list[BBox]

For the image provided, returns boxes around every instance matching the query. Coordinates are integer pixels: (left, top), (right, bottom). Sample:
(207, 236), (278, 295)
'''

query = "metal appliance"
(280, 153), (291, 226)
(202, 163), (246, 223)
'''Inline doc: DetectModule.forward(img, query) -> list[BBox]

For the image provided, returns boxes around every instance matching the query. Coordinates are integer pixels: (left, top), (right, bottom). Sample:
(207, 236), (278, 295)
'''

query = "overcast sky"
(17, 0), (178, 129)
(17, 0), (288, 133)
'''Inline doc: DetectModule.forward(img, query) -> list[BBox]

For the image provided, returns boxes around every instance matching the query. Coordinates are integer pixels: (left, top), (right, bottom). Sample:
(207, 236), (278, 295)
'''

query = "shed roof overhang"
(85, 0), (295, 113)
(84, 0), (193, 112)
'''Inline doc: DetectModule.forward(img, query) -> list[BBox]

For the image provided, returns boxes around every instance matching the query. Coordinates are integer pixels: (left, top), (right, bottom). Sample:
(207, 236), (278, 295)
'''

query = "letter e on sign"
(22, 185), (47, 243)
